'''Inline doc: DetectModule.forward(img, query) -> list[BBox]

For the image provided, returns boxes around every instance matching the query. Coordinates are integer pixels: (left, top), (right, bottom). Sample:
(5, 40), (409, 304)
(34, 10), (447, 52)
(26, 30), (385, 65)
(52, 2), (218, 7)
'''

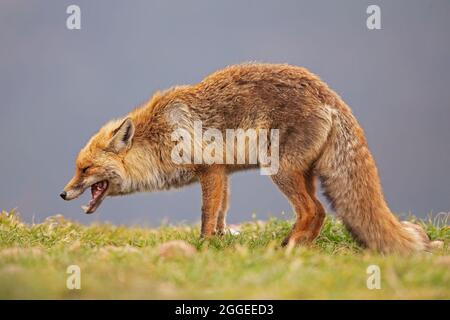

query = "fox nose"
(60, 191), (67, 200)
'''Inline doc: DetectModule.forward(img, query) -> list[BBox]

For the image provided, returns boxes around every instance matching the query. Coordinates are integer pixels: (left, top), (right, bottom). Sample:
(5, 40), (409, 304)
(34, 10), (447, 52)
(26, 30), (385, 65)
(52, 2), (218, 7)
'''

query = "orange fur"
(62, 63), (435, 253)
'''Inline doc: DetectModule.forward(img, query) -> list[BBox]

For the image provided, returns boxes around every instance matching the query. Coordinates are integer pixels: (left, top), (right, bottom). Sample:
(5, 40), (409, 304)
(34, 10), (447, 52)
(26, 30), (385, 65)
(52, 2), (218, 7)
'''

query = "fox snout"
(60, 186), (83, 201)
(60, 177), (85, 201)
(60, 187), (84, 201)
(59, 188), (79, 200)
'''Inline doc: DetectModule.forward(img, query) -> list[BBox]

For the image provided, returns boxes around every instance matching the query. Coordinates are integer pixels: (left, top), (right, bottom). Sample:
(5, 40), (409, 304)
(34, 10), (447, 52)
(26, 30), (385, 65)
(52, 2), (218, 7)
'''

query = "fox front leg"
(215, 175), (229, 236)
(198, 166), (226, 238)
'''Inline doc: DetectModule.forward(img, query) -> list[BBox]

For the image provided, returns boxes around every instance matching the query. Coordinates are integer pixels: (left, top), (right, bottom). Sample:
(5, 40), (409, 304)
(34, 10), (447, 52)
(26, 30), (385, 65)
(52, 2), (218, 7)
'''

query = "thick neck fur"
(121, 140), (195, 194)
(115, 89), (195, 193)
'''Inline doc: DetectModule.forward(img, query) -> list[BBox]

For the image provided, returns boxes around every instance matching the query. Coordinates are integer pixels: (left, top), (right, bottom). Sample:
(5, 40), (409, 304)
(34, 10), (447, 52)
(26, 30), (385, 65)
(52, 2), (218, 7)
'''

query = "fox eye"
(81, 166), (91, 174)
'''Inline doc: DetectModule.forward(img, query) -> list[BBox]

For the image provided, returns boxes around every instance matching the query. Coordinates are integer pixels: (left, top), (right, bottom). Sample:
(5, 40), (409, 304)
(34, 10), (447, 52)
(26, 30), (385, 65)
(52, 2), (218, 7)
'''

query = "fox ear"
(108, 118), (135, 153)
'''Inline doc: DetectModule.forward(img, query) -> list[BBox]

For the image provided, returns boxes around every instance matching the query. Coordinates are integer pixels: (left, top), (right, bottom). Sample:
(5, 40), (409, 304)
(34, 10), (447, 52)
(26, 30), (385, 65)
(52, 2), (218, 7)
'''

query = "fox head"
(60, 118), (135, 214)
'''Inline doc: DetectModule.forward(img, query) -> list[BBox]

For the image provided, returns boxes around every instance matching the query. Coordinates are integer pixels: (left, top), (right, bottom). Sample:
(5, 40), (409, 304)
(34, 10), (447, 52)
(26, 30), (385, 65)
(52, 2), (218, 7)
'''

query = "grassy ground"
(0, 210), (449, 299)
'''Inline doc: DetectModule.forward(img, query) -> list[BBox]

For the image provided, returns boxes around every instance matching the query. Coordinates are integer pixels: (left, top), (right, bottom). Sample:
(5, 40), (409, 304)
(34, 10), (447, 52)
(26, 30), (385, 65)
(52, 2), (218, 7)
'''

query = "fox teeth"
(82, 205), (89, 213)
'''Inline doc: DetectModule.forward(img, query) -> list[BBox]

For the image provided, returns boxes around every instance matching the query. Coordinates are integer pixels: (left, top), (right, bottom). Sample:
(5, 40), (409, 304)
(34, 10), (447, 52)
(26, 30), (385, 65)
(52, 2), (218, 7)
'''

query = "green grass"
(0, 210), (449, 299)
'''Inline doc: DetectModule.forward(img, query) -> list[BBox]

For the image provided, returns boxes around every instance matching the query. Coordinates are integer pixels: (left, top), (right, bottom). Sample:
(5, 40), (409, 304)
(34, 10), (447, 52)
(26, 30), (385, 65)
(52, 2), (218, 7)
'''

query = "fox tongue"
(82, 181), (107, 214)
(92, 187), (103, 198)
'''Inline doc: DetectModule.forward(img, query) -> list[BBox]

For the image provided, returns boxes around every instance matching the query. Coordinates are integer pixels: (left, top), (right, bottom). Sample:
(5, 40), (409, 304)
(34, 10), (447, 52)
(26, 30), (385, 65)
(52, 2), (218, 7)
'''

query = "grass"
(0, 210), (449, 299)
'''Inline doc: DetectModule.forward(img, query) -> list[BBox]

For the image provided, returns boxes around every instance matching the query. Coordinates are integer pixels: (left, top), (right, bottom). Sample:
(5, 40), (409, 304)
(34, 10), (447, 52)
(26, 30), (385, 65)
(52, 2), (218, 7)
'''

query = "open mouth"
(82, 180), (109, 214)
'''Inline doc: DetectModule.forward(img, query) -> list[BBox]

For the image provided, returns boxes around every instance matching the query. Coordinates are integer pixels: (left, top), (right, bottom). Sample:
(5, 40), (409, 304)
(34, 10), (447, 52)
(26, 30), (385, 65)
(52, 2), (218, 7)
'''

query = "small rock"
(158, 240), (196, 259)
(227, 225), (241, 236)
(435, 255), (450, 266)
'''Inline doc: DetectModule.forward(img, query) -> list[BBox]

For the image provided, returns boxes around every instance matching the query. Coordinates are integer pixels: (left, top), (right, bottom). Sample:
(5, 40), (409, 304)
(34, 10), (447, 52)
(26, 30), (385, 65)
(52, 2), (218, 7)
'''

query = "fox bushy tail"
(316, 106), (431, 253)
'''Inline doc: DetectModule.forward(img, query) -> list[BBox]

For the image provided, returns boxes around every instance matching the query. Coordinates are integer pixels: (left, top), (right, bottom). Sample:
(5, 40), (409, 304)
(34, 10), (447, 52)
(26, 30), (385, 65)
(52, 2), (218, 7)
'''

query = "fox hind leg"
(271, 167), (325, 246)
(305, 171), (326, 241)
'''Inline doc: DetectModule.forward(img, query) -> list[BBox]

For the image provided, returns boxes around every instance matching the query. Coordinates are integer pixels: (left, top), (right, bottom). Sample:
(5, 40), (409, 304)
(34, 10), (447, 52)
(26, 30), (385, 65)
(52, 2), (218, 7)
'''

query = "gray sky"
(1, 0), (449, 226)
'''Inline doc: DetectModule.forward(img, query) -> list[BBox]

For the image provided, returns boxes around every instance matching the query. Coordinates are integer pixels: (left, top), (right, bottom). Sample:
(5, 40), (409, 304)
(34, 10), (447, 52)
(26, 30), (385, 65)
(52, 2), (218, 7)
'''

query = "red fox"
(61, 63), (436, 253)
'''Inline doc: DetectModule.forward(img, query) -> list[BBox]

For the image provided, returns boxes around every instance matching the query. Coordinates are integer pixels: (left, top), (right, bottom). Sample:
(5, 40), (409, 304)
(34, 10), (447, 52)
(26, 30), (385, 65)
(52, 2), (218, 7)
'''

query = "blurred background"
(1, 0), (449, 226)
